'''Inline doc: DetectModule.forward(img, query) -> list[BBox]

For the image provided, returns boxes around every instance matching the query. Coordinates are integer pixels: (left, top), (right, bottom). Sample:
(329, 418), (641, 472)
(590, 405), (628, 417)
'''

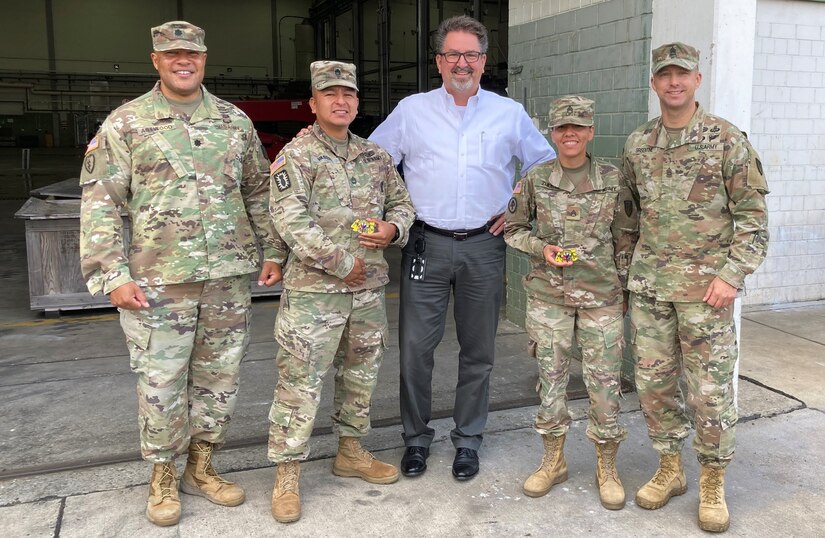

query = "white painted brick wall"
(750, 0), (825, 305)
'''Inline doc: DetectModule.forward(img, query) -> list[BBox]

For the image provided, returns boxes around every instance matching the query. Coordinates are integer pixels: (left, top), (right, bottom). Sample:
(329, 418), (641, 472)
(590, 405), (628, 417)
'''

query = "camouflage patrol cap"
(310, 61), (358, 91)
(549, 95), (594, 128)
(651, 42), (699, 73)
(151, 21), (207, 52)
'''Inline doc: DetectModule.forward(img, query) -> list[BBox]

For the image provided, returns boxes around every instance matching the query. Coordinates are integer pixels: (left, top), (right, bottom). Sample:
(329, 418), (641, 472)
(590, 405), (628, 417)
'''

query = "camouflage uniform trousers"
(267, 288), (387, 463)
(119, 274), (251, 463)
(629, 292), (737, 467)
(526, 295), (627, 443)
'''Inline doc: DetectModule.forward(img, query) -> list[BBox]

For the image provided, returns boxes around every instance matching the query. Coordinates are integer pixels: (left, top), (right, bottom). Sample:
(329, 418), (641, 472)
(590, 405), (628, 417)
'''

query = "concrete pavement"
(1, 303), (824, 537)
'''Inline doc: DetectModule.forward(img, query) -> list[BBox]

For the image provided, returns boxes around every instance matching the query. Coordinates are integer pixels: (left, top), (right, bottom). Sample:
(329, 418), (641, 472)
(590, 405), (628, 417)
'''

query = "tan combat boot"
(146, 462), (181, 527)
(272, 461), (301, 523)
(180, 440), (245, 506)
(595, 440), (625, 510)
(698, 465), (729, 532)
(635, 453), (688, 509)
(332, 437), (400, 484)
(523, 434), (568, 497)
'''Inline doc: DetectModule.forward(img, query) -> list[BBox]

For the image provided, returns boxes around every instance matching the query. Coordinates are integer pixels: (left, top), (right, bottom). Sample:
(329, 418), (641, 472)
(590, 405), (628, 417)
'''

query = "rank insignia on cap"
(669, 45), (677, 58)
(270, 154), (286, 173)
(566, 105), (574, 115)
(512, 181), (522, 194)
(334, 68), (342, 78)
(175, 29), (183, 37)
(274, 169), (291, 191)
(85, 136), (99, 154)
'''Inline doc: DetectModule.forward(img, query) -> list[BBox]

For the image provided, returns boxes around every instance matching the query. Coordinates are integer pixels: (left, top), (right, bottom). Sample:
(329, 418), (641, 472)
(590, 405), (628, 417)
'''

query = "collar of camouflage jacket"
(312, 122), (369, 162)
(546, 153), (603, 193)
(150, 81), (221, 123)
(645, 102), (707, 149)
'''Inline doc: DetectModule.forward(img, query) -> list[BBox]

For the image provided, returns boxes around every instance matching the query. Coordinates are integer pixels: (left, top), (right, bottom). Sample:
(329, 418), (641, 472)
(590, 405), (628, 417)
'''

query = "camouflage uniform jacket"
(505, 156), (638, 308)
(621, 104), (769, 302)
(270, 123), (415, 293)
(79, 82), (287, 295)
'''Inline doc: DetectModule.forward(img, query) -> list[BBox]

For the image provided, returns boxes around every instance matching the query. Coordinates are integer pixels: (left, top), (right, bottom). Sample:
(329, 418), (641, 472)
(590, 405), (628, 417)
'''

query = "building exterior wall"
(506, 0), (654, 326)
(506, 0), (825, 322)
(748, 0), (825, 305)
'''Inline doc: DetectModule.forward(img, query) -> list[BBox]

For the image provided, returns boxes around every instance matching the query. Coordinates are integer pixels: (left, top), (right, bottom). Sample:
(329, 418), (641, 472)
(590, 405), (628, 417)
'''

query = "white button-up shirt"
(369, 85), (555, 230)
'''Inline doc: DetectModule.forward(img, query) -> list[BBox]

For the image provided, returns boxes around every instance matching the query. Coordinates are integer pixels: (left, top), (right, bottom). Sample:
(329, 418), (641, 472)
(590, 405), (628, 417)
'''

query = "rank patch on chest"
(274, 169), (291, 192)
(566, 206), (581, 220)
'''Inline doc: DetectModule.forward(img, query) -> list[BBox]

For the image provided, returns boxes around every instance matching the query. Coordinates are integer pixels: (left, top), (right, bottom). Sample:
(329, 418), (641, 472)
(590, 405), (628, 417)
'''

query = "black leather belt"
(416, 220), (489, 241)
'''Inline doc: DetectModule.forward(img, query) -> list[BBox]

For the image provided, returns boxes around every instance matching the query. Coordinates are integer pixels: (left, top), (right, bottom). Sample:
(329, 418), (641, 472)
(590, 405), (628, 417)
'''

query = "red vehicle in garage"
(233, 99), (316, 162)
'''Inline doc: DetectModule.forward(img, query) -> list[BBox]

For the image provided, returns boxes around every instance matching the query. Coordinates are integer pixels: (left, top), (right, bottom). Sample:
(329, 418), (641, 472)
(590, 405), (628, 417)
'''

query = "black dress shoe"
(400, 446), (429, 477)
(452, 447), (479, 480)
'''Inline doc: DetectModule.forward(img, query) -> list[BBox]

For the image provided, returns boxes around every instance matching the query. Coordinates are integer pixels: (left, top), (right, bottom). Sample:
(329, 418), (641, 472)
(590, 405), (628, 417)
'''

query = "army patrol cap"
(152, 21), (207, 52)
(310, 61), (358, 91)
(651, 42), (699, 73)
(549, 95), (595, 128)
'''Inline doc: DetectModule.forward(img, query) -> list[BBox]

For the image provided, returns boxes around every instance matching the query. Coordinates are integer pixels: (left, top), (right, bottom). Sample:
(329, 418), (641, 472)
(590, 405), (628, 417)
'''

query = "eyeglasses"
(437, 51), (483, 64)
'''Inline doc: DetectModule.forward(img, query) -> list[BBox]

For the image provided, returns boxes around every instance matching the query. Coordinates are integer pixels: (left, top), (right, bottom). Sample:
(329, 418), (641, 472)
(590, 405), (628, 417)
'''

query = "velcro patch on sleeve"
(273, 169), (291, 192)
(508, 197), (518, 213)
(85, 136), (99, 155)
(270, 154), (286, 174)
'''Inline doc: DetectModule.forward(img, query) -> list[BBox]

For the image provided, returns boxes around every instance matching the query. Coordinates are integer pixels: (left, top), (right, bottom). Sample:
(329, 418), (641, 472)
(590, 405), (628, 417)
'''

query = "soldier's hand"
(488, 212), (506, 236)
(343, 257), (367, 286)
(258, 261), (283, 287)
(703, 277), (737, 309)
(543, 244), (574, 267)
(358, 219), (397, 250)
(294, 125), (313, 140)
(109, 282), (149, 310)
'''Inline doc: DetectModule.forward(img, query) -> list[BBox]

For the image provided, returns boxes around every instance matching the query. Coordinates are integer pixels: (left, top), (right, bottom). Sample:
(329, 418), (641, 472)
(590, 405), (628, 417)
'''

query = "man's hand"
(258, 261), (283, 287)
(343, 257), (367, 286)
(543, 244), (574, 268)
(295, 125), (313, 139)
(358, 219), (397, 250)
(109, 282), (149, 310)
(488, 212), (506, 236)
(703, 276), (737, 309)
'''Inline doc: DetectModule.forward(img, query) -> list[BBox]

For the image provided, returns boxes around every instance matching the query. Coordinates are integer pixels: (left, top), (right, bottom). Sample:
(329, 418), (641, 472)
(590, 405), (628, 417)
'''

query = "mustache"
(451, 66), (474, 75)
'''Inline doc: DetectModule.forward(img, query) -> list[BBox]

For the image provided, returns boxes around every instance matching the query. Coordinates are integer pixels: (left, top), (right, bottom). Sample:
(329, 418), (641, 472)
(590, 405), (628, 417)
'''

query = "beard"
(448, 67), (476, 93)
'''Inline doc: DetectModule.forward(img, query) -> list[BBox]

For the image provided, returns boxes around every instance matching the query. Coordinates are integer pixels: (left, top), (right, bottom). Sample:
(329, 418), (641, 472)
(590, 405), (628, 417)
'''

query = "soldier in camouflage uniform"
(505, 96), (637, 510)
(267, 61), (415, 524)
(622, 43), (769, 532)
(79, 21), (286, 527)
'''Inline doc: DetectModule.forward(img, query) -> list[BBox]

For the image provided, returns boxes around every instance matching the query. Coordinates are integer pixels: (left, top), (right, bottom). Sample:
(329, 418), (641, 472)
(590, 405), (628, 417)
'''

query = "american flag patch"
(85, 136), (99, 154)
(512, 180), (522, 194)
(270, 154), (286, 173)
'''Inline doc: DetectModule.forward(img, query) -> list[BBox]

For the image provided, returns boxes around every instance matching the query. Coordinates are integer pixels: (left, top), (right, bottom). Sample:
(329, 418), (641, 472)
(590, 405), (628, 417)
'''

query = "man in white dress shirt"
(370, 15), (555, 480)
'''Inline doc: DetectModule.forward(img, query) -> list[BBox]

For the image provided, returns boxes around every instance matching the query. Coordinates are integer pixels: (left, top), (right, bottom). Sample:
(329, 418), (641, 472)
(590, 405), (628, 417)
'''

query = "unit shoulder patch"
(273, 169), (291, 192)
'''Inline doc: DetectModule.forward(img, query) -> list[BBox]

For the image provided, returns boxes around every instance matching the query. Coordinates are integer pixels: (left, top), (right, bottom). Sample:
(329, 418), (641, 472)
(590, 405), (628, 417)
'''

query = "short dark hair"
(434, 15), (488, 54)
